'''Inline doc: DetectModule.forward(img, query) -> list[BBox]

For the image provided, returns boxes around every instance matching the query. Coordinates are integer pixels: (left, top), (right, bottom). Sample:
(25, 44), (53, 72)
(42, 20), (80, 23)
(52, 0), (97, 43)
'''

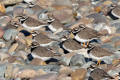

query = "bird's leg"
(83, 42), (86, 47)
(97, 60), (101, 66)
(86, 42), (89, 47)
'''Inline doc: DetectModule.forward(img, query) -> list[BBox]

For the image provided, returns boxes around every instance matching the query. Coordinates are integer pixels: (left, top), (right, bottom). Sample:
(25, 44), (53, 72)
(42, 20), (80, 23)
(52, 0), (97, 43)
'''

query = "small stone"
(30, 58), (47, 66)
(1, 0), (23, 5)
(99, 29), (109, 35)
(13, 59), (25, 65)
(7, 56), (17, 63)
(0, 51), (10, 61)
(52, 9), (75, 24)
(35, 0), (53, 9)
(59, 65), (73, 75)
(13, 6), (24, 17)
(5, 64), (13, 79)
(0, 28), (4, 38)
(100, 36), (112, 43)
(114, 40), (120, 50)
(0, 16), (11, 27)
(0, 39), (5, 48)
(31, 73), (58, 80)
(59, 53), (76, 65)
(12, 67), (19, 78)
(71, 68), (87, 80)
(57, 75), (71, 80)
(0, 63), (7, 78)
(110, 27), (116, 34)
(36, 69), (47, 76)
(54, 0), (72, 7)
(103, 1), (112, 6)
(94, 6), (102, 13)
(8, 43), (18, 53)
(3, 29), (18, 41)
(16, 69), (37, 78)
(15, 50), (28, 60)
(70, 54), (86, 67)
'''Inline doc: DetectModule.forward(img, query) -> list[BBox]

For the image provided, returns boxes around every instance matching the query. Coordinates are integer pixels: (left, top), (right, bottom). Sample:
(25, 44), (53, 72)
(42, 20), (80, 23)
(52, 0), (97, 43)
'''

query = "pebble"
(0, 28), (4, 38)
(71, 68), (87, 80)
(51, 9), (75, 24)
(15, 69), (37, 78)
(59, 65), (73, 75)
(59, 53), (76, 65)
(0, 0), (119, 80)
(31, 73), (58, 80)
(36, 69), (47, 76)
(8, 43), (18, 53)
(30, 58), (46, 66)
(70, 54), (86, 67)
(3, 29), (18, 41)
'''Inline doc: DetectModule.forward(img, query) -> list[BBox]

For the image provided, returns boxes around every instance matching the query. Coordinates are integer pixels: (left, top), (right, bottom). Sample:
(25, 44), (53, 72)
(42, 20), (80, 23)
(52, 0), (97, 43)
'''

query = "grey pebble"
(3, 29), (18, 41)
(70, 54), (86, 67)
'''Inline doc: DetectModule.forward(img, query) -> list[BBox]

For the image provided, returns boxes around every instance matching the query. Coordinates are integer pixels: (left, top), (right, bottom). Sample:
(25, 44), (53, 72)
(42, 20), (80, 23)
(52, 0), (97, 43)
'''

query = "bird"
(33, 32), (58, 47)
(90, 68), (114, 80)
(74, 25), (102, 47)
(47, 16), (65, 34)
(88, 45), (114, 65)
(111, 5), (120, 19)
(31, 46), (60, 61)
(62, 39), (89, 58)
(21, 17), (48, 31)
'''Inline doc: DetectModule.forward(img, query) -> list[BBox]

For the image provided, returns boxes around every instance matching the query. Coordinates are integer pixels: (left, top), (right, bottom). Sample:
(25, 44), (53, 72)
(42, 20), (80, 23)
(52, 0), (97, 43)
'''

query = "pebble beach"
(0, 0), (120, 80)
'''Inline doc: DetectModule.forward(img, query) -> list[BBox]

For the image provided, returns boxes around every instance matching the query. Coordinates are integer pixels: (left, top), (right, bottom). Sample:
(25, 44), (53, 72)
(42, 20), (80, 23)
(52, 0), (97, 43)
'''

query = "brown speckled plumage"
(90, 68), (113, 80)
(112, 6), (120, 18)
(50, 19), (64, 29)
(77, 27), (102, 40)
(34, 33), (53, 44)
(89, 46), (113, 57)
(32, 46), (55, 57)
(24, 17), (46, 27)
(63, 39), (83, 50)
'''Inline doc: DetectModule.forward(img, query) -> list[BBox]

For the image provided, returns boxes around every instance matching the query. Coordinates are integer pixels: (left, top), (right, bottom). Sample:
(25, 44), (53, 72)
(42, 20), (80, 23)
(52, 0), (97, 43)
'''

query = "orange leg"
(83, 42), (86, 47)
(97, 60), (101, 66)
(86, 42), (89, 47)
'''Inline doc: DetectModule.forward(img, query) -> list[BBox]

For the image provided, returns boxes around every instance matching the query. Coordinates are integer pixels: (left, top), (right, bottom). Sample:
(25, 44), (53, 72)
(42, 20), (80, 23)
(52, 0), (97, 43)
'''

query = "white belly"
(22, 23), (46, 31)
(48, 25), (57, 32)
(40, 41), (54, 47)
(75, 34), (89, 42)
(31, 53), (51, 61)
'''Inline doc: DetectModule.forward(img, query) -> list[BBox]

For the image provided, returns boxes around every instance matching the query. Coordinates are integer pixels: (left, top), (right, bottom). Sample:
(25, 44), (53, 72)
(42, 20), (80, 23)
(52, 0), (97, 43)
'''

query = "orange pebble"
(94, 6), (101, 13)
(0, 3), (5, 13)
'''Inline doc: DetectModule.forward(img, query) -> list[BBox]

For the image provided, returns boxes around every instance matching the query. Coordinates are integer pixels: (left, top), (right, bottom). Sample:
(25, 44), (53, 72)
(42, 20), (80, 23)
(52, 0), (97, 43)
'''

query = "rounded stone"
(3, 29), (18, 41)
(70, 54), (86, 67)
(0, 28), (4, 38)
